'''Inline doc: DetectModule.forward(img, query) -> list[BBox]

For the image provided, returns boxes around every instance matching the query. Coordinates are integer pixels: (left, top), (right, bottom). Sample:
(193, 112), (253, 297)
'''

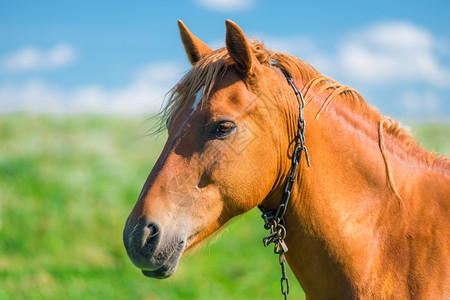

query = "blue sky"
(1, 0), (449, 120)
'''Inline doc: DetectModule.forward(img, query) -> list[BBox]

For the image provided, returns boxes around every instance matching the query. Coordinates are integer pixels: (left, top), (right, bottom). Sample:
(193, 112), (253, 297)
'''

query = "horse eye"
(211, 121), (236, 139)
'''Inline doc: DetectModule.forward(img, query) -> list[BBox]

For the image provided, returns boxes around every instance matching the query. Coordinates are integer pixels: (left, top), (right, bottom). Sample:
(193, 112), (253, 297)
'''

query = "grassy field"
(0, 114), (448, 300)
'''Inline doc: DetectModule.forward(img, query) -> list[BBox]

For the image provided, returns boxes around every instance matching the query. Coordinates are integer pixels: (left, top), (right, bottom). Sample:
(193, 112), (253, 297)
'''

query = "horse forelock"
(157, 40), (319, 132)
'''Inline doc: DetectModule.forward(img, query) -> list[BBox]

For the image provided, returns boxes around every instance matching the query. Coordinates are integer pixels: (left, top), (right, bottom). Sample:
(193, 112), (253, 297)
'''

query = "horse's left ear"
(225, 20), (261, 78)
(178, 20), (213, 65)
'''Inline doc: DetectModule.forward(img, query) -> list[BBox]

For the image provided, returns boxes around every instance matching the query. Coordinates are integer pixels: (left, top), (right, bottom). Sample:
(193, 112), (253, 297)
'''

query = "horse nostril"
(141, 222), (161, 256)
(126, 217), (162, 259)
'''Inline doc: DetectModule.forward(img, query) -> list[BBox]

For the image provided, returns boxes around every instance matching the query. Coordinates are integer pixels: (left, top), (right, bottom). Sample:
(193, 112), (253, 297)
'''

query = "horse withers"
(123, 20), (450, 299)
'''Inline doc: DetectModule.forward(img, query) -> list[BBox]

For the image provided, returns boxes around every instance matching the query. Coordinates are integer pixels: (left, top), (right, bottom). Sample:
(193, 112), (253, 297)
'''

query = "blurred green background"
(0, 114), (448, 299)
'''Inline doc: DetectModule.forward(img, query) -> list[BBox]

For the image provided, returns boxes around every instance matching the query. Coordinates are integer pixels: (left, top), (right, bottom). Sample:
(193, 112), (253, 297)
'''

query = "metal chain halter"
(258, 73), (310, 300)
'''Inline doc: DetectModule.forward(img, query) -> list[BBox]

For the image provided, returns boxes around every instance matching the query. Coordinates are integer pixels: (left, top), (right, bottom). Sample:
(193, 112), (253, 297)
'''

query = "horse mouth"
(141, 240), (186, 279)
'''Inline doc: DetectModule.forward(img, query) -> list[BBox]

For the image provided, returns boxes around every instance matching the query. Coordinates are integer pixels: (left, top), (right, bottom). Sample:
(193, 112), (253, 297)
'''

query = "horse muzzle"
(123, 216), (186, 279)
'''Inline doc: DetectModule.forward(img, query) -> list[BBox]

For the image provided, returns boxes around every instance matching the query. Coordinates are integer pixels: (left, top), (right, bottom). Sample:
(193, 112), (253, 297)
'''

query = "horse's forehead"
(206, 71), (255, 106)
(203, 84), (255, 119)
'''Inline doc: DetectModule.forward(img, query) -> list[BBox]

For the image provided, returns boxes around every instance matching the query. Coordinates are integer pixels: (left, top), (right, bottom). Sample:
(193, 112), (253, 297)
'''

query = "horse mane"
(159, 40), (449, 169)
(300, 75), (449, 169)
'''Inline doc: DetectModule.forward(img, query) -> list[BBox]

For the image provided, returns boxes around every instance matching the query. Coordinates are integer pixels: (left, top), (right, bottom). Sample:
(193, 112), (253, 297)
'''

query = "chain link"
(258, 73), (310, 300)
(280, 254), (290, 298)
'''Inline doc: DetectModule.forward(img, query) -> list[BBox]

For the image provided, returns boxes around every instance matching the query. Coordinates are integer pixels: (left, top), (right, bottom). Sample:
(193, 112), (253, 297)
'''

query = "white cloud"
(195, 0), (254, 11)
(1, 43), (76, 72)
(0, 62), (183, 114)
(259, 22), (450, 88)
(338, 22), (450, 87)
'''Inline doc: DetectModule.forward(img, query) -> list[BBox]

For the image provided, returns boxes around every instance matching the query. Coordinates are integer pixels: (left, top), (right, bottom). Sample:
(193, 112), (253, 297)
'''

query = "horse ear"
(178, 20), (213, 65)
(225, 20), (260, 78)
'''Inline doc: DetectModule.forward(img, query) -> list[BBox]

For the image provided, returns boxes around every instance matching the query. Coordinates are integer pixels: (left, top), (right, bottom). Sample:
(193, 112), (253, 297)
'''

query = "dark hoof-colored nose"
(124, 217), (161, 263)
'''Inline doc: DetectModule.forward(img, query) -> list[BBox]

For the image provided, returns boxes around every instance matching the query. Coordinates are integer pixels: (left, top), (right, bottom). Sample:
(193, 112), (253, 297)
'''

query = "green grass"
(409, 123), (450, 155)
(0, 114), (448, 299)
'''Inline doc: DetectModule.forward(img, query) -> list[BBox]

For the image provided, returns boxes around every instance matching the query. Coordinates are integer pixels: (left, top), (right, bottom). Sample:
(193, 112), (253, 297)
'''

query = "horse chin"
(141, 240), (186, 279)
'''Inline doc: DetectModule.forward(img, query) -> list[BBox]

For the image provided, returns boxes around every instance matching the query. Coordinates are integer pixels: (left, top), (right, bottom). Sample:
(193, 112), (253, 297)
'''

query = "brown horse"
(123, 20), (450, 299)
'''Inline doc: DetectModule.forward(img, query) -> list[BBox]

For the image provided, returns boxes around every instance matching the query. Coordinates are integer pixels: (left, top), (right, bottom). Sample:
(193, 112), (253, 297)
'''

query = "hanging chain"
(258, 73), (310, 300)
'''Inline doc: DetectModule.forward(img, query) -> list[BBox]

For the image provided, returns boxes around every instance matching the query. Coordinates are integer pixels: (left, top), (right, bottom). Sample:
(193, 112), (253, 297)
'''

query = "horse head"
(123, 20), (297, 278)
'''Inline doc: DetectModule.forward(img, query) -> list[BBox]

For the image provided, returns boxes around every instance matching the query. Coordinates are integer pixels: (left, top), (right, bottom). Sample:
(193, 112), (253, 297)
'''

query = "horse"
(123, 20), (450, 299)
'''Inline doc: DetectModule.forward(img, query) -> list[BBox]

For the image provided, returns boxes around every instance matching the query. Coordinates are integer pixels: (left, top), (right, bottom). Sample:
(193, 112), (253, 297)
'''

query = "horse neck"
(278, 81), (449, 297)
